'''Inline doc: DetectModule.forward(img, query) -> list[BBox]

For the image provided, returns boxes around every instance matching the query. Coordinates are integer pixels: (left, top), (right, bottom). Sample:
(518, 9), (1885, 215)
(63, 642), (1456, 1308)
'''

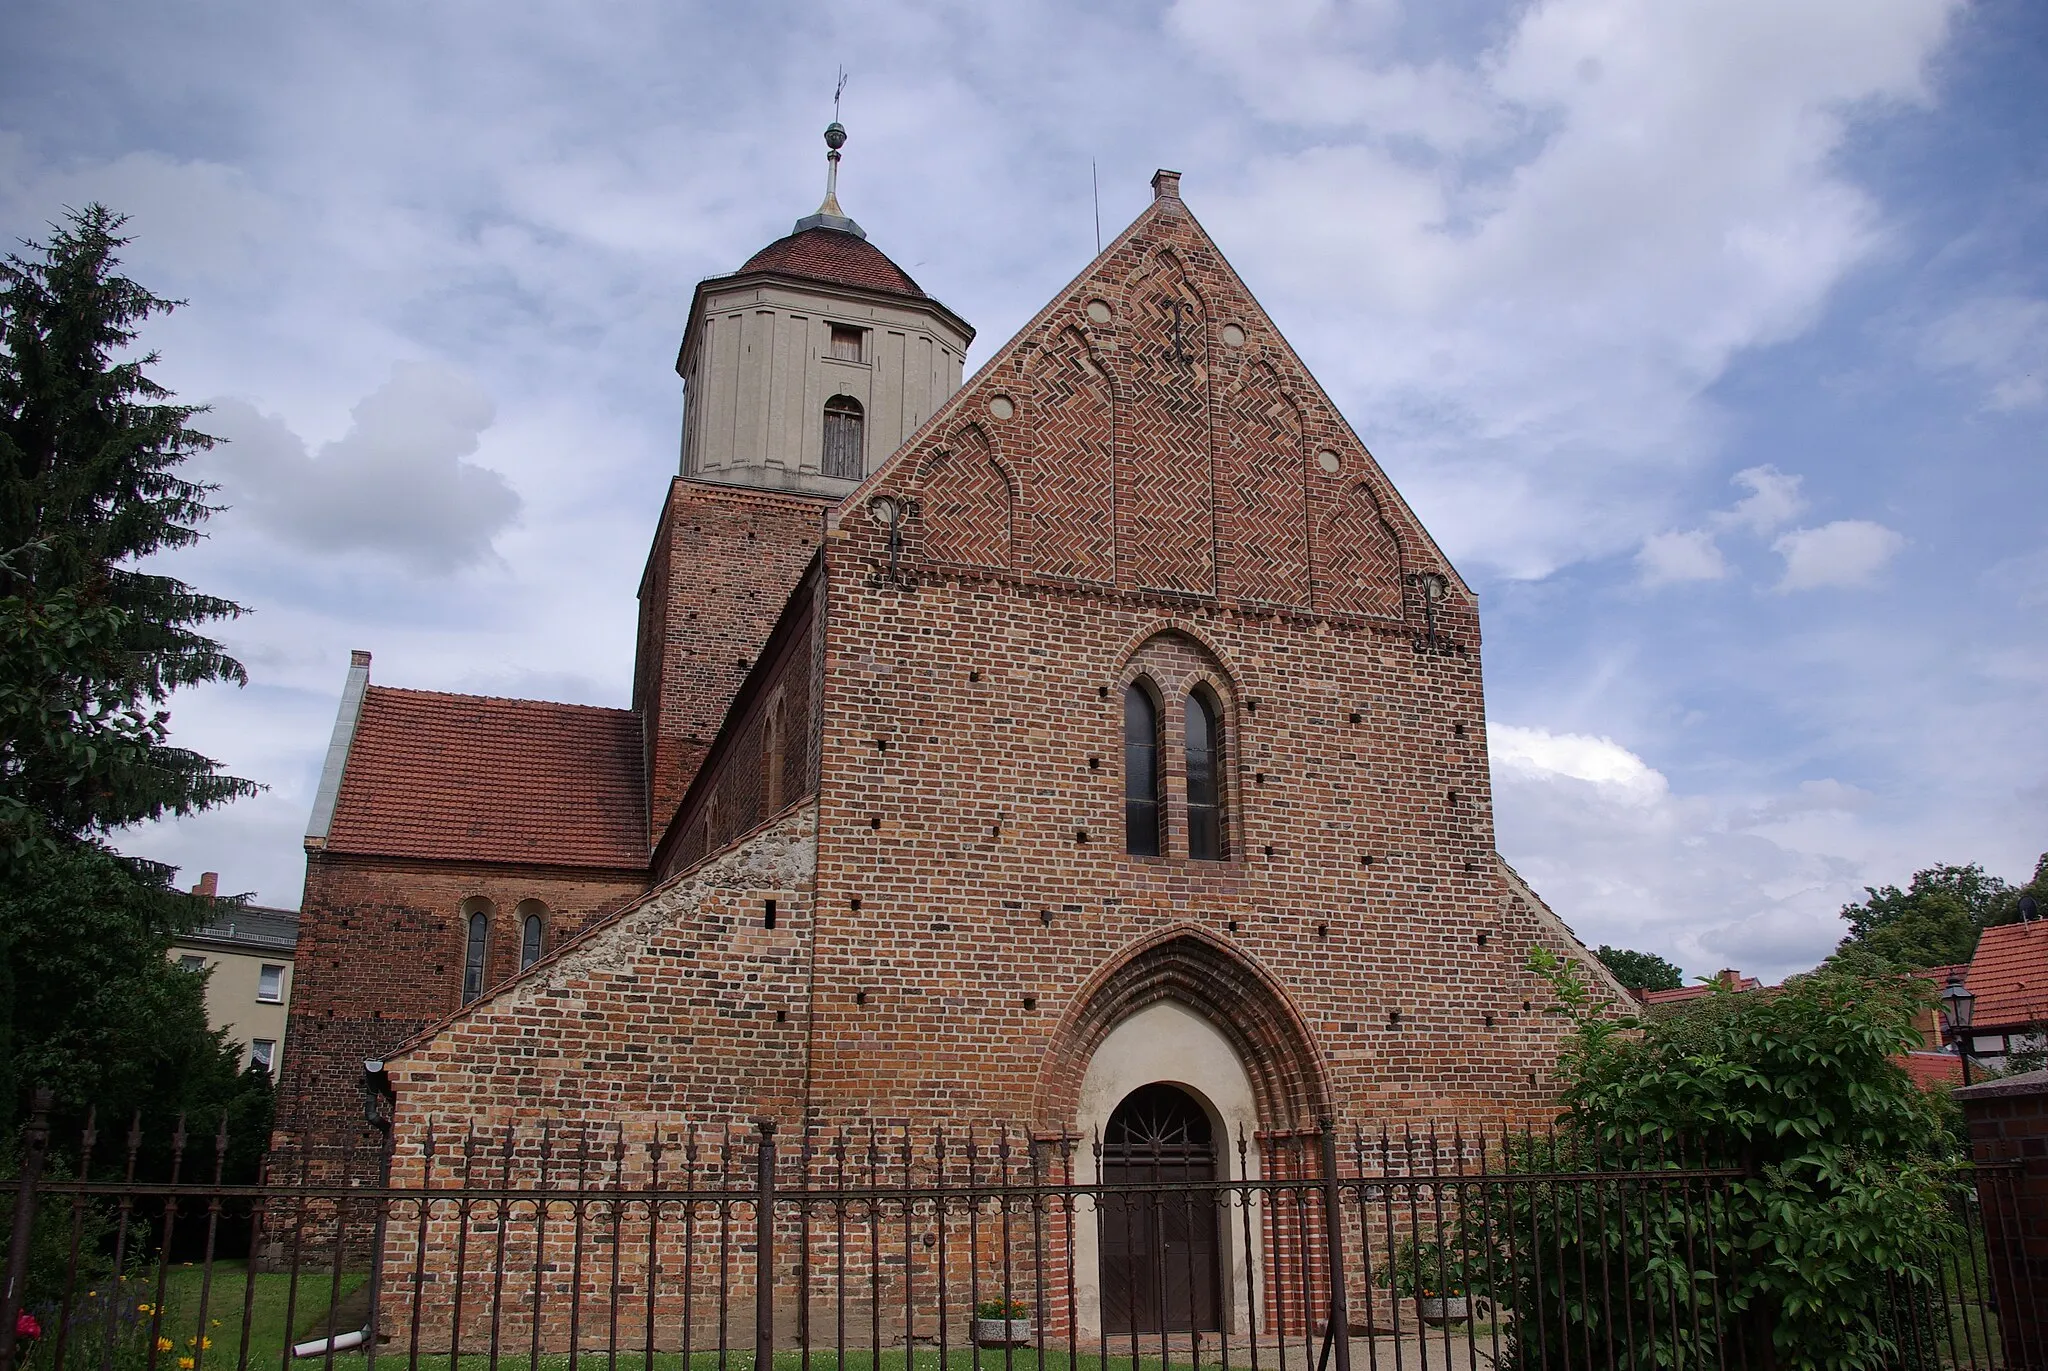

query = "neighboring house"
(1953, 918), (2048, 1068)
(1633, 965), (1971, 1090)
(168, 872), (299, 1077)
(1634, 969), (1761, 1014)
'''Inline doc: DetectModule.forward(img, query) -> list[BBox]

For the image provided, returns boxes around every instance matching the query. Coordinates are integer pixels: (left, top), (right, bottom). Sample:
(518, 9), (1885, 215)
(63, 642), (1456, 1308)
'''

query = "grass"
(136, 1263), (371, 1370)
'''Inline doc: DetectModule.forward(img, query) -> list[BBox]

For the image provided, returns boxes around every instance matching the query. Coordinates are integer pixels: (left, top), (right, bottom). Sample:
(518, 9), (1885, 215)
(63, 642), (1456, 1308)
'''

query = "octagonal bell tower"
(675, 124), (975, 496)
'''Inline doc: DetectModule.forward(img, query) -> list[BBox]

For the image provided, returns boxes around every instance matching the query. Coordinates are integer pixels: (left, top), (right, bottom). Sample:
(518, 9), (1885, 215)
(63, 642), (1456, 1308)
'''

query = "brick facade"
(296, 172), (1630, 1344)
(279, 853), (647, 1138)
(635, 478), (829, 838)
(382, 177), (1615, 1144)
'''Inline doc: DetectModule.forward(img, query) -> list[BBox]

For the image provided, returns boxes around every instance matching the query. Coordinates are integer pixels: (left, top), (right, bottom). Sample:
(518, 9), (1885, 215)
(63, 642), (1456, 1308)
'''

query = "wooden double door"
(1099, 1083), (1224, 1335)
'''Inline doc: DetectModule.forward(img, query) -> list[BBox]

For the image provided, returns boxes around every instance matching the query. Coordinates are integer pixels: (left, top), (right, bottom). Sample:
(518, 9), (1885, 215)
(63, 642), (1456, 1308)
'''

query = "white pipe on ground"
(291, 1329), (367, 1359)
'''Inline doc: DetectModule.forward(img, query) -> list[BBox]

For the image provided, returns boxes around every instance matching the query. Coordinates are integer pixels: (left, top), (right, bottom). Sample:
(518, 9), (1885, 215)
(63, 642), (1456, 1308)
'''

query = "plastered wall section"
(382, 804), (817, 1141)
(682, 279), (968, 496)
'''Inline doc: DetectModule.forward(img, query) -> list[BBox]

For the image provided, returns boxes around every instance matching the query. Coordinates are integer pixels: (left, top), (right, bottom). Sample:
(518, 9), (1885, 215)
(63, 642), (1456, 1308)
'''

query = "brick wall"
(383, 804), (815, 1139)
(279, 853), (647, 1139)
(795, 184), (1585, 1136)
(654, 561), (824, 882)
(1954, 1069), (2048, 1364)
(635, 479), (830, 839)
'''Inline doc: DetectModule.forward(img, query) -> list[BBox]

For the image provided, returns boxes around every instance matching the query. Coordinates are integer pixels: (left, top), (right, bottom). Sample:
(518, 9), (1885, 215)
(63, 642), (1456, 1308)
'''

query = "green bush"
(1467, 950), (1966, 1371)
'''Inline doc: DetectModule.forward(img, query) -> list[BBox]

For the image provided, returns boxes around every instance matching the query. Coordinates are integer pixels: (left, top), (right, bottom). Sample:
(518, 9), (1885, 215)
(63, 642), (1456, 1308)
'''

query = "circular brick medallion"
(1086, 299), (1112, 324)
(988, 395), (1015, 421)
(1317, 449), (1341, 473)
(1221, 323), (1246, 348)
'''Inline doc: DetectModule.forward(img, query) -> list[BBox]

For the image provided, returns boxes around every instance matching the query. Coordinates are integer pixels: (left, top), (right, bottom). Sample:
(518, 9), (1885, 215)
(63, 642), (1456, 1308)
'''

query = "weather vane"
(834, 67), (847, 123)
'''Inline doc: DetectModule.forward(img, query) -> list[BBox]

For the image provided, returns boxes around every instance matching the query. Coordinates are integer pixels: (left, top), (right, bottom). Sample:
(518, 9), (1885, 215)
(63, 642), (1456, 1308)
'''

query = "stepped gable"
(327, 687), (647, 869)
(842, 170), (1465, 626)
(736, 227), (927, 299)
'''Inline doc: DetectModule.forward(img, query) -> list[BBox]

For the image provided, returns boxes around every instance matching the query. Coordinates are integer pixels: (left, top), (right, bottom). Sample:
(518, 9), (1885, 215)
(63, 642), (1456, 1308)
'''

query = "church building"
(280, 128), (1621, 1286)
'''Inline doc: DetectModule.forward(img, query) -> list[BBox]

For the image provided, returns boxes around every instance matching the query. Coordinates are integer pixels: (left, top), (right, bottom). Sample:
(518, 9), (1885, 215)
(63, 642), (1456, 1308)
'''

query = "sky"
(3, 0), (2042, 984)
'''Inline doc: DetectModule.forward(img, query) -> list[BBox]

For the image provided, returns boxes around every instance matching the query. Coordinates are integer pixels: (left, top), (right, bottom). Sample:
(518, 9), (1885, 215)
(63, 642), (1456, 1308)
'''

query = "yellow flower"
(179, 1358), (195, 1369)
(209, 1321), (221, 1329)
(139, 1304), (154, 1315)
(157, 1338), (174, 1352)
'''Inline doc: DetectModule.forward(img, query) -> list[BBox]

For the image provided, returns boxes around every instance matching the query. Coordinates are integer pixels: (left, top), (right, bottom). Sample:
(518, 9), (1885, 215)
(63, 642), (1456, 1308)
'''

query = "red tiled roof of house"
(1909, 963), (1971, 985)
(1895, 1051), (1965, 1089)
(1963, 920), (2048, 1030)
(1639, 974), (1762, 1006)
(737, 228), (927, 299)
(326, 687), (647, 870)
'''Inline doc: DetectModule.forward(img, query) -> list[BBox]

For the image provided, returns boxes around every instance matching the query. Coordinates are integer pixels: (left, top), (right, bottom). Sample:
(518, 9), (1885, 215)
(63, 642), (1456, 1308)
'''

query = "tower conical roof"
(736, 228), (927, 300)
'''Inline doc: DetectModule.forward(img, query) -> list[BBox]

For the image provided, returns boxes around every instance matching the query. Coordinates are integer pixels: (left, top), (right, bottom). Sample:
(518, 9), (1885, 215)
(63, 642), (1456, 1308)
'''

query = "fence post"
(1953, 1068), (2048, 1370)
(0, 1088), (54, 1365)
(1317, 1117), (1352, 1371)
(755, 1119), (777, 1369)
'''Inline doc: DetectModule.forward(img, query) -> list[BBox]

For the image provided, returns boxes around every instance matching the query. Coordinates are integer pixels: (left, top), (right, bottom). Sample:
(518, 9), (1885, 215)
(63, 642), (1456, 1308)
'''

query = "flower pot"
(973, 1317), (1032, 1347)
(1417, 1296), (1469, 1325)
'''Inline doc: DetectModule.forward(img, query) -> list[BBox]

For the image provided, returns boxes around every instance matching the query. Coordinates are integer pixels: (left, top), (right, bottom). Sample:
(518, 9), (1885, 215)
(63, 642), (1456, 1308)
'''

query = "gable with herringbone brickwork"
(876, 184), (1458, 623)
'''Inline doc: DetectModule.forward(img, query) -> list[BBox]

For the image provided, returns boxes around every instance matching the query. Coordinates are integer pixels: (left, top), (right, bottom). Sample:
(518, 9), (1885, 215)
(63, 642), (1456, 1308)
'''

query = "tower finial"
(795, 70), (866, 239)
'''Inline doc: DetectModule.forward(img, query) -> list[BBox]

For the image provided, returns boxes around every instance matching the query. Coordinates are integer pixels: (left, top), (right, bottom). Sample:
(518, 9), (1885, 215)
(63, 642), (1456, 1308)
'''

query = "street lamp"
(1940, 976), (1977, 1087)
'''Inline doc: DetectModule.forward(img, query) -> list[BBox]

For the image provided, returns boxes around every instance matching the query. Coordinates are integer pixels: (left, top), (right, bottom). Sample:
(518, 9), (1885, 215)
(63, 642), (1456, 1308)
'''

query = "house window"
(829, 325), (864, 362)
(1124, 684), (1161, 857)
(822, 396), (865, 479)
(250, 1040), (276, 1076)
(179, 954), (207, 973)
(256, 964), (285, 1003)
(520, 912), (544, 970)
(462, 909), (489, 1003)
(1186, 686), (1226, 861)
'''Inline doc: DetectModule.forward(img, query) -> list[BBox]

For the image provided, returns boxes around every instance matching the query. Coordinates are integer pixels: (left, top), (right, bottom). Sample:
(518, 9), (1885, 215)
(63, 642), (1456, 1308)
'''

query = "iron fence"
(3, 1096), (2035, 1371)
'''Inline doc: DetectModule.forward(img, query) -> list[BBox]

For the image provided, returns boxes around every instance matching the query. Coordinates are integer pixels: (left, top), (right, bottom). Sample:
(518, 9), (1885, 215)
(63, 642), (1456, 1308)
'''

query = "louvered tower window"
(822, 395), (865, 479)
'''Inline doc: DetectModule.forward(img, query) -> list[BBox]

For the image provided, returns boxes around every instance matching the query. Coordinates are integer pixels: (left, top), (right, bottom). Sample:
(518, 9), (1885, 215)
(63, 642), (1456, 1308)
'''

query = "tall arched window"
(1186, 687), (1226, 861)
(1124, 684), (1161, 856)
(461, 905), (490, 1003)
(822, 395), (865, 479)
(517, 899), (547, 971)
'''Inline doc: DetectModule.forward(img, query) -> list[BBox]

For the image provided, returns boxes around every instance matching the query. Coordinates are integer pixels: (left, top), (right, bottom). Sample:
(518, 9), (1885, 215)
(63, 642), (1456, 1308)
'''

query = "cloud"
(1637, 465), (1802, 587)
(1489, 723), (1873, 979)
(1489, 724), (1669, 799)
(1772, 519), (1907, 590)
(1923, 294), (2048, 411)
(1718, 465), (1806, 535)
(201, 363), (519, 573)
(1636, 528), (1729, 586)
(1186, 0), (1959, 579)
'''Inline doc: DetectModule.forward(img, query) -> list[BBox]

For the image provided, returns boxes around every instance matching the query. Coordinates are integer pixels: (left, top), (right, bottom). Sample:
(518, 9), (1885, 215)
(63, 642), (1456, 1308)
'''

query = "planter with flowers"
(972, 1298), (1032, 1346)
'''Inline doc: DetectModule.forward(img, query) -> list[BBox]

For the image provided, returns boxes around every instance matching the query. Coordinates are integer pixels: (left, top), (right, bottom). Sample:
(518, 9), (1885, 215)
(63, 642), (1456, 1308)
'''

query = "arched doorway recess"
(1100, 1083), (1222, 1335)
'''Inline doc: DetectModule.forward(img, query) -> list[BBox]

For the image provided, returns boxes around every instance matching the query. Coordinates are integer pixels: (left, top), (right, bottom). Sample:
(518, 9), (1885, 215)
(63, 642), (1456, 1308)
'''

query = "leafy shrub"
(1469, 950), (1966, 1371)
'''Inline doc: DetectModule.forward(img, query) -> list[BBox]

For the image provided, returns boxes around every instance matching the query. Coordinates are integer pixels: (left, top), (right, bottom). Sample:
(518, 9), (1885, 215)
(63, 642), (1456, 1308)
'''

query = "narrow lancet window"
(1124, 684), (1161, 856)
(822, 395), (865, 479)
(520, 913), (544, 970)
(462, 910), (489, 1003)
(1186, 687), (1226, 861)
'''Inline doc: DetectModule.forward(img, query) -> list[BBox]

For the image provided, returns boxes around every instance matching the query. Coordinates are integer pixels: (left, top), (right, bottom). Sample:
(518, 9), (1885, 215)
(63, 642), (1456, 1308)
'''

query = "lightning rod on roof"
(1093, 159), (1101, 255)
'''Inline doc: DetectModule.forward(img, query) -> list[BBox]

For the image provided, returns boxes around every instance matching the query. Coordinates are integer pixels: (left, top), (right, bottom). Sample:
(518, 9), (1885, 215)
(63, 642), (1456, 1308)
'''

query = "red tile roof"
(738, 228), (927, 299)
(1639, 975), (1761, 1006)
(1895, 1051), (1965, 1089)
(1963, 920), (2048, 1030)
(326, 687), (647, 869)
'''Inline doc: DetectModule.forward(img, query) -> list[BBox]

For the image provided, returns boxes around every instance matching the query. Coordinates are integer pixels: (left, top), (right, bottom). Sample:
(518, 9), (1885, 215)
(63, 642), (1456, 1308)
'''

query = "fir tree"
(0, 204), (261, 1130)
